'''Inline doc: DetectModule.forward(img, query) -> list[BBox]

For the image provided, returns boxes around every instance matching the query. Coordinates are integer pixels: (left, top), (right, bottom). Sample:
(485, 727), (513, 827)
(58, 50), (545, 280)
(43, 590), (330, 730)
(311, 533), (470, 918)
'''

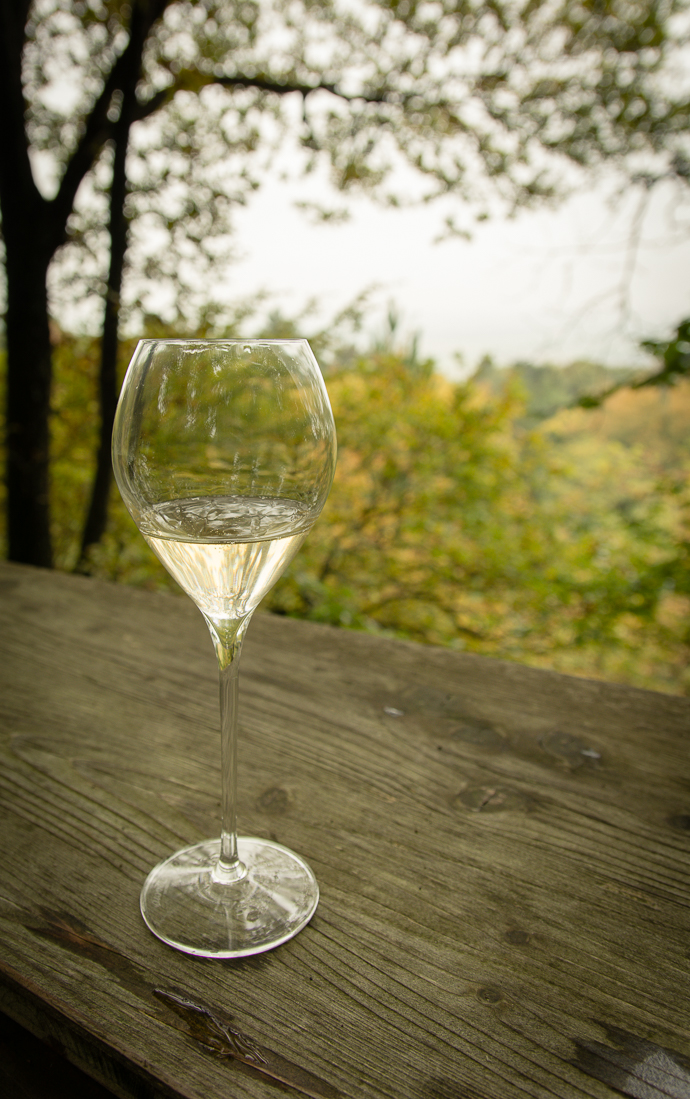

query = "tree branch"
(134, 70), (391, 123)
(49, 0), (171, 250)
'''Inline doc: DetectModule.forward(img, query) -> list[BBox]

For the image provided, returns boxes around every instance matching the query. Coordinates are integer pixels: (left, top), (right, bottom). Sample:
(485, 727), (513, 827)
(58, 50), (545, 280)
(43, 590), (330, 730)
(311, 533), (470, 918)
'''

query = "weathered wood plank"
(0, 560), (689, 1099)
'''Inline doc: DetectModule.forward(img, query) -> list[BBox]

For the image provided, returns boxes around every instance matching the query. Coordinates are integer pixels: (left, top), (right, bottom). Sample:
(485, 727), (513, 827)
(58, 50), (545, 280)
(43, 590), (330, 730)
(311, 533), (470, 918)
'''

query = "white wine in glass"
(112, 339), (336, 957)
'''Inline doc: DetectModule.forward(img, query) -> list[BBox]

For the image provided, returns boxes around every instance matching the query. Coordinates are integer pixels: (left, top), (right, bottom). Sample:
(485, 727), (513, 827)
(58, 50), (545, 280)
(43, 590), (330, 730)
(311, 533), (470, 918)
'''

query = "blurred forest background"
(3, 318), (688, 695)
(1, 0), (689, 695)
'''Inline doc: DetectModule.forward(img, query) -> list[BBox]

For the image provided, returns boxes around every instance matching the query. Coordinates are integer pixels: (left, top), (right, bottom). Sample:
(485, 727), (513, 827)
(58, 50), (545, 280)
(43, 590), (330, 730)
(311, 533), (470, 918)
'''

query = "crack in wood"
(154, 989), (267, 1064)
(154, 989), (342, 1099)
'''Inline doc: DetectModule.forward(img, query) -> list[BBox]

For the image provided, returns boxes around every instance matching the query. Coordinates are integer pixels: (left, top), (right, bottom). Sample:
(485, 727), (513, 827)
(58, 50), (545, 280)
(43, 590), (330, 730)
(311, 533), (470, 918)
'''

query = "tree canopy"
(1, 0), (689, 566)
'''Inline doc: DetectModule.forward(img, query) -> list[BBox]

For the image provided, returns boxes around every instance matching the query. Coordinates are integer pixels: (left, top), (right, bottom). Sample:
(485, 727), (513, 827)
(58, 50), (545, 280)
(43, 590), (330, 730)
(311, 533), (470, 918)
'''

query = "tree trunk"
(4, 240), (54, 567)
(1, 0), (54, 566)
(77, 104), (133, 570)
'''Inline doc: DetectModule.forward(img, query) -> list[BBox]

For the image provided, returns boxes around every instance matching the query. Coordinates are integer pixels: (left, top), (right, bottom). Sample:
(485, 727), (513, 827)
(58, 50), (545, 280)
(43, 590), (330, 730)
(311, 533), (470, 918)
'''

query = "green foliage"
(265, 354), (522, 638)
(278, 355), (689, 698)
(11, 336), (685, 697)
(639, 317), (690, 388)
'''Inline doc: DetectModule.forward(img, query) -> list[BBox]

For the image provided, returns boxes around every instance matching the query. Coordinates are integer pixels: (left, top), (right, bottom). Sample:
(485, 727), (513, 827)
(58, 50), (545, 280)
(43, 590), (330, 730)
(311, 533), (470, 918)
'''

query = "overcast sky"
(223, 168), (690, 378)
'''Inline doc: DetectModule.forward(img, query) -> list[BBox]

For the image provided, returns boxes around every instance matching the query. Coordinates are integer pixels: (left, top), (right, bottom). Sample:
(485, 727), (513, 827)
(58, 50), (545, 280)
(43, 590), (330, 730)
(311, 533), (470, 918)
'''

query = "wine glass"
(112, 338), (336, 957)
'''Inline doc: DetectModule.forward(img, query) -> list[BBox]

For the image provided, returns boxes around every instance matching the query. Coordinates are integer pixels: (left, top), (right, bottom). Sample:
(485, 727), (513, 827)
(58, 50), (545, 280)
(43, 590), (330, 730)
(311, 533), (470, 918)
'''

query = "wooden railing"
(0, 560), (688, 1098)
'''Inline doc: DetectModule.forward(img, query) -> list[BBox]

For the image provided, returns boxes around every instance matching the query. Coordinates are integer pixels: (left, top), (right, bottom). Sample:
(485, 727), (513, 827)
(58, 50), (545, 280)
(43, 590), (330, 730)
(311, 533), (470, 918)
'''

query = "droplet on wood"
(256, 786), (290, 814)
(505, 928), (530, 946)
(451, 720), (506, 751)
(540, 730), (601, 768)
(401, 686), (468, 718)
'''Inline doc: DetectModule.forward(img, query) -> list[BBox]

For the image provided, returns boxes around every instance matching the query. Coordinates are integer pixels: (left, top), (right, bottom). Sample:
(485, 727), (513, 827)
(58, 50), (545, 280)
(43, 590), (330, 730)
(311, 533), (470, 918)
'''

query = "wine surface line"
(141, 495), (312, 622)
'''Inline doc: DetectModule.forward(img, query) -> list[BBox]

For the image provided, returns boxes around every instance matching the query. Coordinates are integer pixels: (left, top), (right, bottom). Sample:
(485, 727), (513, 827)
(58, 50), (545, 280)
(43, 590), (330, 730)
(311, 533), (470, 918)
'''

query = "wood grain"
(0, 560), (689, 1099)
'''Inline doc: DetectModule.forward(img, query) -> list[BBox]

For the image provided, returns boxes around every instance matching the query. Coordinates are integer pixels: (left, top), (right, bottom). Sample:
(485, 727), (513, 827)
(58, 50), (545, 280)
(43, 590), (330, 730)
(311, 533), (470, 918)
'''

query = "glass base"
(140, 837), (319, 958)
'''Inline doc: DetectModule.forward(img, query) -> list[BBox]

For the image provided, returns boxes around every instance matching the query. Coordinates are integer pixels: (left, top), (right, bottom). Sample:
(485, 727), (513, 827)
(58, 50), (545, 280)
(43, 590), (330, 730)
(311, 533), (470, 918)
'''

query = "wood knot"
(477, 986), (502, 1004)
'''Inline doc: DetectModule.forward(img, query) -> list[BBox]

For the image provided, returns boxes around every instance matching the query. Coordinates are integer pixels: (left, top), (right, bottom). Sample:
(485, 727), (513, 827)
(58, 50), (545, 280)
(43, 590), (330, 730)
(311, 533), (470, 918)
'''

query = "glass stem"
(205, 613), (253, 884)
